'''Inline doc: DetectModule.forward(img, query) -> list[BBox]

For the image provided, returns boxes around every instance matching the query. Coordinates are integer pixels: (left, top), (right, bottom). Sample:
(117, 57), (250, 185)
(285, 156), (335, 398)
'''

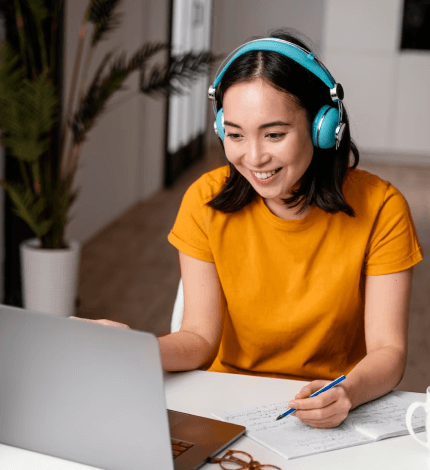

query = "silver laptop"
(0, 305), (245, 470)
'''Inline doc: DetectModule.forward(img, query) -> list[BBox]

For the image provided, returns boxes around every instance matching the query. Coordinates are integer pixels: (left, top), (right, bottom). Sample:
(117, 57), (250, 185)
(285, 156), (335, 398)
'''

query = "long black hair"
(207, 28), (359, 217)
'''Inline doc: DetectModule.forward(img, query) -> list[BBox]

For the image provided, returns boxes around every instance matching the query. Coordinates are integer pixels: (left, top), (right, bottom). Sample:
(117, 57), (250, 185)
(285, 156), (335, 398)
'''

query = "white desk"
(0, 370), (428, 469)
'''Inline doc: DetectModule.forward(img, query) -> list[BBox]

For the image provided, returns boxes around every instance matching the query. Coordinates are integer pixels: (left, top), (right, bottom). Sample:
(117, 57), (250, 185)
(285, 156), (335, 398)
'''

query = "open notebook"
(212, 393), (426, 460)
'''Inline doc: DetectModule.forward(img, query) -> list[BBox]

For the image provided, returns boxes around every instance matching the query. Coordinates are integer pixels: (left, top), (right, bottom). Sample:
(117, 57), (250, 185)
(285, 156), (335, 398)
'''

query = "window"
(400, 0), (430, 50)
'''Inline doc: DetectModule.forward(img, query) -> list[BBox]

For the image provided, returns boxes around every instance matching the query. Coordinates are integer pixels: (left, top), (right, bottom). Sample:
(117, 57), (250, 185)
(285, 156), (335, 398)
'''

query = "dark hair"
(207, 28), (359, 217)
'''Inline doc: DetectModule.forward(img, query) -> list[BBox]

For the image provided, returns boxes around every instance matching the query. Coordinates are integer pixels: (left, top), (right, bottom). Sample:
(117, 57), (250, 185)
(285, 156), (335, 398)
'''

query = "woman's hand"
(288, 380), (352, 428)
(70, 316), (130, 329)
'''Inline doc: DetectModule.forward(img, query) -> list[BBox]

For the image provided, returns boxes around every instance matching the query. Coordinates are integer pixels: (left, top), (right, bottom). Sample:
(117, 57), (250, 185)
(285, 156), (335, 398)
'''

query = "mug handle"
(406, 402), (428, 448)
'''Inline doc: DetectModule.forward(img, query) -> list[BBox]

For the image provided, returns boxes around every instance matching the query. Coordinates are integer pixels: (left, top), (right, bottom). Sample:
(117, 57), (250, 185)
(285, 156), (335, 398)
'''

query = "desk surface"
(0, 370), (428, 469)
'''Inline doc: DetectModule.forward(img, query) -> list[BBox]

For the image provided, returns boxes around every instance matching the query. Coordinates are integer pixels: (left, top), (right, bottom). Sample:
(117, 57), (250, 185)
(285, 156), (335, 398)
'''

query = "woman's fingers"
(298, 413), (347, 428)
(70, 316), (130, 329)
(291, 386), (338, 410)
(92, 319), (130, 329)
(294, 380), (329, 399)
(292, 381), (351, 409)
(290, 380), (352, 428)
(293, 398), (348, 419)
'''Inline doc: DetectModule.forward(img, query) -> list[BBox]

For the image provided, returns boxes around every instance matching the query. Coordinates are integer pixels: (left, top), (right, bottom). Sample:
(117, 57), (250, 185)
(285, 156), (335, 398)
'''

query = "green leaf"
(88, 0), (123, 46)
(139, 51), (216, 97)
(69, 43), (168, 144)
(0, 45), (26, 122)
(0, 137), (49, 163)
(24, 0), (50, 24)
(0, 69), (57, 163)
(24, 0), (51, 70)
(1, 180), (52, 238)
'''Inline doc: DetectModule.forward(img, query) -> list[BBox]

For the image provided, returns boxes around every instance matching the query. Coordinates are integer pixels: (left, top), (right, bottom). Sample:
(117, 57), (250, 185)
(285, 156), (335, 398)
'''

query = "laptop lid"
(0, 304), (174, 470)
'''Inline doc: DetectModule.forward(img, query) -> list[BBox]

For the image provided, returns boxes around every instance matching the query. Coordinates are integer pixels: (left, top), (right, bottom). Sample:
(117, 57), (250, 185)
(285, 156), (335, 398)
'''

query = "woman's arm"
(158, 251), (225, 372)
(290, 267), (414, 428)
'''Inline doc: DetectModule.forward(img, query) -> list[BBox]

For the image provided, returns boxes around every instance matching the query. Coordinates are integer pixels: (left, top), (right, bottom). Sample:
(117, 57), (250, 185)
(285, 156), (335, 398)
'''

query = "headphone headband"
(213, 38), (336, 90)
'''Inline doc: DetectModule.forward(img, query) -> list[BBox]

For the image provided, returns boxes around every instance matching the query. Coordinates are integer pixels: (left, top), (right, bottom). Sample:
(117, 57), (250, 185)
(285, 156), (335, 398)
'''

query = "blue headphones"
(208, 38), (346, 149)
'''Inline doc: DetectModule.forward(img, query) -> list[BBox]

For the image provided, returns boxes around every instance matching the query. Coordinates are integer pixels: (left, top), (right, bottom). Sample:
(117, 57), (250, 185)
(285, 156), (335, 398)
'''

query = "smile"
(251, 168), (282, 183)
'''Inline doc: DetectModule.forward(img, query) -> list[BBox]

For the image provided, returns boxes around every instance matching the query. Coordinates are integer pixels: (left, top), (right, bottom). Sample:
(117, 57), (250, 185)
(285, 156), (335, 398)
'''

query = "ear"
(216, 108), (225, 141)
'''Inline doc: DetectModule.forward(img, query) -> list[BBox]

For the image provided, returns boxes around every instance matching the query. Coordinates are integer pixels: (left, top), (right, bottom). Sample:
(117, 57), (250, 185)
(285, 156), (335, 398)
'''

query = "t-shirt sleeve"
(167, 178), (215, 262)
(364, 184), (423, 275)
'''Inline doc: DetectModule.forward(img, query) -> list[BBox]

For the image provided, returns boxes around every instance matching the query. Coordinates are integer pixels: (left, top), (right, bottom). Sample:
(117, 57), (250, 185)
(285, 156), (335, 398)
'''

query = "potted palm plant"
(0, 0), (215, 316)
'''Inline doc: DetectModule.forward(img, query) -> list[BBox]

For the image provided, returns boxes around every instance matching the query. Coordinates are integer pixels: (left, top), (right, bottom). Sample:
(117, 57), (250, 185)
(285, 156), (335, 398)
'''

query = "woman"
(158, 28), (423, 428)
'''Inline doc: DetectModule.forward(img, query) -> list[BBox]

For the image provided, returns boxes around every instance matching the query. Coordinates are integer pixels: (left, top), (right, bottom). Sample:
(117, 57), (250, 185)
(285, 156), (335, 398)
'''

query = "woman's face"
(222, 78), (314, 216)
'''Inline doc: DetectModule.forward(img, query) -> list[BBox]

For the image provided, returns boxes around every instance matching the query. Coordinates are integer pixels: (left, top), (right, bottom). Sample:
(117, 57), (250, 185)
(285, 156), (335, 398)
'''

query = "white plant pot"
(20, 238), (81, 317)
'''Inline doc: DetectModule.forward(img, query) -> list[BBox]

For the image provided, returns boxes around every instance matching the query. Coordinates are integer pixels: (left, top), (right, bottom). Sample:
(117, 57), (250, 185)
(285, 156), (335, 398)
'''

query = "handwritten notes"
(212, 400), (371, 459)
(343, 394), (425, 440)
(212, 394), (425, 460)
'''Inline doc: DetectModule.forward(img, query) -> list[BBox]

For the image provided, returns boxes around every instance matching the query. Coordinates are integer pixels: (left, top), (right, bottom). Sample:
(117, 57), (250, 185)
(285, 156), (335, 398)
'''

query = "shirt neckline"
(255, 196), (324, 230)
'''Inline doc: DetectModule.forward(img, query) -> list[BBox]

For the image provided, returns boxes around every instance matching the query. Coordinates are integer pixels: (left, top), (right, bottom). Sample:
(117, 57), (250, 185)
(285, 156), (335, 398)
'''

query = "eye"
(266, 133), (285, 140)
(226, 133), (243, 140)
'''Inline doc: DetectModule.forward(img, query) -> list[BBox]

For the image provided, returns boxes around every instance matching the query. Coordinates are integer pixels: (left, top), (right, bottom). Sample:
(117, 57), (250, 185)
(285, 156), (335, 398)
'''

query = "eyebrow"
(224, 120), (290, 130)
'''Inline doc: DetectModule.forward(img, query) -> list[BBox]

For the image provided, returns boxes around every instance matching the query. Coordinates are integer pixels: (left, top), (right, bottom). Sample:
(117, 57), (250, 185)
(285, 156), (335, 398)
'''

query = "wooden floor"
(77, 143), (430, 393)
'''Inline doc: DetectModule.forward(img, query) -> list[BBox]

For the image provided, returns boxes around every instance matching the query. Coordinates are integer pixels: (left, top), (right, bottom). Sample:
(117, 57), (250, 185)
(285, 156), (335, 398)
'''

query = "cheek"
(223, 142), (240, 164)
(303, 140), (315, 165)
(304, 131), (314, 152)
(301, 125), (315, 152)
(291, 129), (314, 164)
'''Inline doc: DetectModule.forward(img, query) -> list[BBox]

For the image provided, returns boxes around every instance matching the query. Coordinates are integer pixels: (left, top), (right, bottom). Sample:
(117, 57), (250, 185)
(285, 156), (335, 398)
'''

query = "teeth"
(253, 169), (278, 180)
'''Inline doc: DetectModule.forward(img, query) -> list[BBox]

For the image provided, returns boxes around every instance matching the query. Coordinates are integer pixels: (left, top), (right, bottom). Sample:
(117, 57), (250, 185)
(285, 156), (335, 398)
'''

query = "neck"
(263, 197), (312, 220)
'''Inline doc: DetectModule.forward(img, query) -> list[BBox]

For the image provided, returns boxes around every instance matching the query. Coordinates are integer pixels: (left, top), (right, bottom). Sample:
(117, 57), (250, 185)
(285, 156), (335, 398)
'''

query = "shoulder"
(345, 168), (390, 192)
(344, 168), (405, 213)
(184, 165), (230, 204)
(346, 170), (423, 274)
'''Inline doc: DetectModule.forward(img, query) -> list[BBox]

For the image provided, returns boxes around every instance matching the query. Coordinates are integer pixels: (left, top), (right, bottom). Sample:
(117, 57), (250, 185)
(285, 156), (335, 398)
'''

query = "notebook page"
(212, 401), (372, 460)
(342, 394), (426, 440)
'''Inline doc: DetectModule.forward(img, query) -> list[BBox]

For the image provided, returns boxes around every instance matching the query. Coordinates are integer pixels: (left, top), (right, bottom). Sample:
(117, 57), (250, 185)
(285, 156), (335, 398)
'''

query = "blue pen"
(275, 375), (346, 421)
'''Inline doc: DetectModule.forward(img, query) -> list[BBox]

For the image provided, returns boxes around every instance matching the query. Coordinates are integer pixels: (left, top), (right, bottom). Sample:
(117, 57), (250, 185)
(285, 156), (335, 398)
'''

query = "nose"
(245, 138), (271, 168)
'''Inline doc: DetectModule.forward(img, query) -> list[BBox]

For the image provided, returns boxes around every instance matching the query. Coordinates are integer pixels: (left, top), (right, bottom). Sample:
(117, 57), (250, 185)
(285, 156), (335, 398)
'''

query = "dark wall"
(0, 0), (64, 305)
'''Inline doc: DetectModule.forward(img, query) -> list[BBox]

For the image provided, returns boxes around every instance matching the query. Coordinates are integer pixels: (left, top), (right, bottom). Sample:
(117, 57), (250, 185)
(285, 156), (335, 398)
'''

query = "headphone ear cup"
(216, 108), (225, 141)
(312, 105), (338, 149)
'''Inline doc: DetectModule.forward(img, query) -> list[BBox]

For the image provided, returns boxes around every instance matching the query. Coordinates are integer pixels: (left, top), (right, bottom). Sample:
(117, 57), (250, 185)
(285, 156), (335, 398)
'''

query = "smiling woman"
(160, 28), (424, 429)
(222, 79), (314, 219)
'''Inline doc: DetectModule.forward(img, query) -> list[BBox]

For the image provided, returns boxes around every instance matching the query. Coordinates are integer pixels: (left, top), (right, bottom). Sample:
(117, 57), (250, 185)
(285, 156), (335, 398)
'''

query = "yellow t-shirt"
(167, 166), (423, 381)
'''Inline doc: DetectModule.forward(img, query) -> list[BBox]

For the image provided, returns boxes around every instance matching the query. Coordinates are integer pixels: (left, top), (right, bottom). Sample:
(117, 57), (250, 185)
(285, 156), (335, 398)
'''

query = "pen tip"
(276, 416), (281, 421)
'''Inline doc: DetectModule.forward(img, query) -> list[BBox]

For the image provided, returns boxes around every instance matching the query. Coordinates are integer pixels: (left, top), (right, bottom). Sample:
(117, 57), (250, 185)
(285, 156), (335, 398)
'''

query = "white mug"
(406, 386), (430, 467)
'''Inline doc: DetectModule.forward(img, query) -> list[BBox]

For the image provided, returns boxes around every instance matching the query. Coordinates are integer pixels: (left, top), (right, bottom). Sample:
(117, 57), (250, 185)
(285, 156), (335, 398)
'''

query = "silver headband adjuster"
(330, 83), (344, 102)
(335, 123), (346, 149)
(208, 84), (216, 101)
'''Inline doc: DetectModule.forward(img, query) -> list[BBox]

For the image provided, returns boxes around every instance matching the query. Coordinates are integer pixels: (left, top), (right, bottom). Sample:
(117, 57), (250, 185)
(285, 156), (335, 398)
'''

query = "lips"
(250, 167), (282, 184)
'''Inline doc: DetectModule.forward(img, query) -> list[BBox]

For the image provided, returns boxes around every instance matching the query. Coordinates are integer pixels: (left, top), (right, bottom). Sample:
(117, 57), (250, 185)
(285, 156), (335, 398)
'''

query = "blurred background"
(1, 0), (429, 392)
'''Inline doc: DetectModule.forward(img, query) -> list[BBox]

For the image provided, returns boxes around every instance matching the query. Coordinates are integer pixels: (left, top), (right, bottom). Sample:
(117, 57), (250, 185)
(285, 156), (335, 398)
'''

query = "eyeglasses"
(209, 449), (282, 469)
